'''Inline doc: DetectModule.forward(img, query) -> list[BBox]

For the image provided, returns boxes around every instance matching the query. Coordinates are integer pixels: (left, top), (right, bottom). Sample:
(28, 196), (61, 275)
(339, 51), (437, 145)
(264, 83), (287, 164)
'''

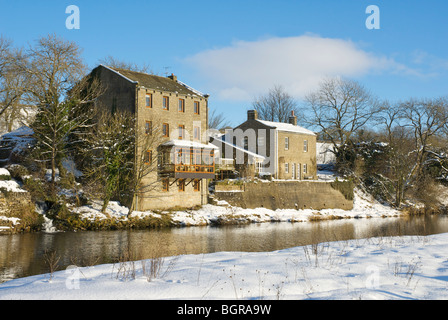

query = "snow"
(1, 176), (444, 300)
(66, 188), (399, 226)
(70, 200), (129, 221)
(211, 137), (266, 160)
(1, 231), (447, 300)
(316, 142), (336, 165)
(0, 179), (27, 193)
(0, 216), (20, 227)
(100, 65), (138, 84)
(0, 168), (10, 177)
(257, 119), (316, 136)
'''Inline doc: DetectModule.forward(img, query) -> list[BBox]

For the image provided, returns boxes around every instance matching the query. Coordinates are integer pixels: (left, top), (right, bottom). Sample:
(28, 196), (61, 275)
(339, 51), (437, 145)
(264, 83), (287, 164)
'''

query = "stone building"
(225, 109), (317, 180)
(91, 65), (216, 210)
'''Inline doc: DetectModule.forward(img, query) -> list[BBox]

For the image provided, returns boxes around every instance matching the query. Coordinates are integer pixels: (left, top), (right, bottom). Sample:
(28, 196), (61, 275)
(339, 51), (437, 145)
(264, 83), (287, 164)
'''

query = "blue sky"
(1, 0), (447, 126)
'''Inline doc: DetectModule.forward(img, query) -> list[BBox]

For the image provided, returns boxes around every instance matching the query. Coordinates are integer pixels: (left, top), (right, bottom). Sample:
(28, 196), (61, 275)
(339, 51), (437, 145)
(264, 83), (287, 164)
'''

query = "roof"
(211, 137), (265, 160)
(102, 65), (206, 97)
(256, 119), (316, 136)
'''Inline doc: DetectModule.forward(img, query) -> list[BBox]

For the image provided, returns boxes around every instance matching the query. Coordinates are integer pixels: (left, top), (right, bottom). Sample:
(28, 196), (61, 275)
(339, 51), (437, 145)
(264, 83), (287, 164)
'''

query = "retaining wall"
(213, 181), (353, 211)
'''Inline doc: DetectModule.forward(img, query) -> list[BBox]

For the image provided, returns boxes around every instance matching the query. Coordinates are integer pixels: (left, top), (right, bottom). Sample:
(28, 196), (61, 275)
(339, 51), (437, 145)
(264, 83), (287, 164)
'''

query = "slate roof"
(102, 65), (205, 97)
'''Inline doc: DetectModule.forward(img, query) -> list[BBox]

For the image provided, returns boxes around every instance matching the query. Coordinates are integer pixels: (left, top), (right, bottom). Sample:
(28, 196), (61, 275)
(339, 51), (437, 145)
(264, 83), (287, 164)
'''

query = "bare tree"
(21, 34), (95, 192)
(367, 97), (448, 207)
(128, 116), (164, 214)
(252, 85), (298, 123)
(82, 109), (163, 214)
(0, 36), (28, 122)
(208, 108), (231, 130)
(399, 97), (448, 187)
(304, 77), (380, 172)
(98, 55), (155, 74)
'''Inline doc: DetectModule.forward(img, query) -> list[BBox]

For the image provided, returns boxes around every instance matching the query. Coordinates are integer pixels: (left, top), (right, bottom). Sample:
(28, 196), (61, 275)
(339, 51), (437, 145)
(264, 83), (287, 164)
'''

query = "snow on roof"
(212, 138), (266, 160)
(102, 65), (206, 98)
(100, 65), (138, 84)
(161, 139), (218, 149)
(176, 79), (207, 98)
(257, 120), (316, 136)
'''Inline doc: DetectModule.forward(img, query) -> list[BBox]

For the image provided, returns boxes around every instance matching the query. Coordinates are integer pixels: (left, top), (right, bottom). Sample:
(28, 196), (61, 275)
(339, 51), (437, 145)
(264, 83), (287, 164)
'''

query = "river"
(1, 215), (448, 283)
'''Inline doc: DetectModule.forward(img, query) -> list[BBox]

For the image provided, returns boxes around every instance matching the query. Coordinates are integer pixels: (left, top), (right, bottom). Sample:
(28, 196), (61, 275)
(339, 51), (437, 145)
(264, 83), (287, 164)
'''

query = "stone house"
(225, 109), (317, 180)
(210, 134), (265, 179)
(91, 65), (216, 211)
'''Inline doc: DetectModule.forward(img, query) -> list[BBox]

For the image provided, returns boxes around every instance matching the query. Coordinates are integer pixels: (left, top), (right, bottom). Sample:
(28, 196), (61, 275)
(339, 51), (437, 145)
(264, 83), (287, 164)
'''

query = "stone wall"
(213, 181), (353, 211)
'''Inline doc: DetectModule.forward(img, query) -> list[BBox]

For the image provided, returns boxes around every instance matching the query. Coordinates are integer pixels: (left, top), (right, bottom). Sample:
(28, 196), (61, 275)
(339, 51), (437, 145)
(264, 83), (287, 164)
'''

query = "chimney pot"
(289, 110), (297, 126)
(247, 109), (258, 121)
(168, 73), (177, 81)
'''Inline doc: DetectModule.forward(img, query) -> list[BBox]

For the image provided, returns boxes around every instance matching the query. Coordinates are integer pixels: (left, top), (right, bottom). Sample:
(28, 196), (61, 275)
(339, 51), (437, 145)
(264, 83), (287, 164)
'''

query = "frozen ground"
(0, 232), (447, 300)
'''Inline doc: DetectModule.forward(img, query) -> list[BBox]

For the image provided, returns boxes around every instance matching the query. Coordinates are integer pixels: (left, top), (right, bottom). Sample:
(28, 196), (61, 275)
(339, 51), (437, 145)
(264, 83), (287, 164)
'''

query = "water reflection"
(1, 216), (448, 283)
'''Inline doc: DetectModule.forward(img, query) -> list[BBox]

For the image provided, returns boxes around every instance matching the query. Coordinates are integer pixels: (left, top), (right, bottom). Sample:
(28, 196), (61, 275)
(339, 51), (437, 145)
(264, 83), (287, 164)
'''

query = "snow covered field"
(1, 179), (446, 300)
(0, 232), (447, 300)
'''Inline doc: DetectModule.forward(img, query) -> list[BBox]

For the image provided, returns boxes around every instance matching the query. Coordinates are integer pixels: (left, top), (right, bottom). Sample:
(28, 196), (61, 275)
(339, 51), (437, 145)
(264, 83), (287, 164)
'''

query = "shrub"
(330, 178), (354, 200)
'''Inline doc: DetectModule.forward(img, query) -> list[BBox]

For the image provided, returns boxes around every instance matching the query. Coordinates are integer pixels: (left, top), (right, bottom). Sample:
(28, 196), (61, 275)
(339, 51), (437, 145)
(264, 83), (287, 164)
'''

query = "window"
(303, 163), (308, 174)
(178, 179), (185, 192)
(178, 125), (185, 140)
(194, 126), (201, 140)
(304, 140), (308, 152)
(194, 179), (200, 192)
(163, 96), (169, 110)
(285, 163), (289, 173)
(243, 137), (249, 150)
(145, 93), (152, 108)
(194, 101), (200, 114)
(292, 163), (295, 179)
(162, 178), (169, 192)
(145, 121), (152, 135)
(178, 98), (185, 112)
(144, 150), (152, 164)
(162, 123), (169, 137)
(285, 137), (289, 150)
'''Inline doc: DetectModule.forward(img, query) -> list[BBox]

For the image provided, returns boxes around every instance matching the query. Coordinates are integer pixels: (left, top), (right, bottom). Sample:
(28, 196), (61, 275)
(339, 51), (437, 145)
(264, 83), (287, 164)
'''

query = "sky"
(1, 0), (447, 126)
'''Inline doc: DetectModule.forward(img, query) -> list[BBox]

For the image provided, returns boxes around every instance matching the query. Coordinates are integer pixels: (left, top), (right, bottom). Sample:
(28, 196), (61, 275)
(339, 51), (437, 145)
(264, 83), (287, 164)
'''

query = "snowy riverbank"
(1, 232), (447, 300)
(70, 188), (401, 229)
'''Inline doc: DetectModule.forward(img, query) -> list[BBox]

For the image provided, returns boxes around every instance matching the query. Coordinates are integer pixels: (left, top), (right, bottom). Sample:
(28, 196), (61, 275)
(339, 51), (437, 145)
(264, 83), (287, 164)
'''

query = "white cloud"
(184, 35), (410, 101)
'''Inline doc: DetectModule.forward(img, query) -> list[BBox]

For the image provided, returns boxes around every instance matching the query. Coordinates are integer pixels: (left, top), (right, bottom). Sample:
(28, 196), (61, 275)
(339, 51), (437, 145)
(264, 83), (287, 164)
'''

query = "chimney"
(289, 110), (297, 126)
(247, 109), (258, 121)
(168, 73), (177, 81)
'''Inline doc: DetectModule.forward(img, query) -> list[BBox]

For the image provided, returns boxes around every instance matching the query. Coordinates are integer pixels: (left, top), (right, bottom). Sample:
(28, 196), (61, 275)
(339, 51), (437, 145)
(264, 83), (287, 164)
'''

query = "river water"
(1, 215), (448, 283)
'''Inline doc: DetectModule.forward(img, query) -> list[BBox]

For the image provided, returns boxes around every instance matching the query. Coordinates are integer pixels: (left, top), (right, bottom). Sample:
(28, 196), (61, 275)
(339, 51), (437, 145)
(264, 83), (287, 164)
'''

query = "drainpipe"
(133, 84), (139, 212)
(204, 94), (210, 205)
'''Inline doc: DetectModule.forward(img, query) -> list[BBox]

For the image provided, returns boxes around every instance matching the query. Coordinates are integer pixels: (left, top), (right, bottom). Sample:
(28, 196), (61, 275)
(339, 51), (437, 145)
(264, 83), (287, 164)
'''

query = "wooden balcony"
(158, 140), (216, 179)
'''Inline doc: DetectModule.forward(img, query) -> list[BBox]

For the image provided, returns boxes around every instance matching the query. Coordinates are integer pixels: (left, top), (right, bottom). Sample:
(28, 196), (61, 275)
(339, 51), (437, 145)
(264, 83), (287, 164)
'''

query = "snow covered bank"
(1, 232), (447, 300)
(68, 188), (400, 228)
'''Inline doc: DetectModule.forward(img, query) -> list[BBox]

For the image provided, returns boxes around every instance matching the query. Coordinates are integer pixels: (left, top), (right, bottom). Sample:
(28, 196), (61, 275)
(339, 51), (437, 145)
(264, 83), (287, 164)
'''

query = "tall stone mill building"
(90, 65), (216, 211)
